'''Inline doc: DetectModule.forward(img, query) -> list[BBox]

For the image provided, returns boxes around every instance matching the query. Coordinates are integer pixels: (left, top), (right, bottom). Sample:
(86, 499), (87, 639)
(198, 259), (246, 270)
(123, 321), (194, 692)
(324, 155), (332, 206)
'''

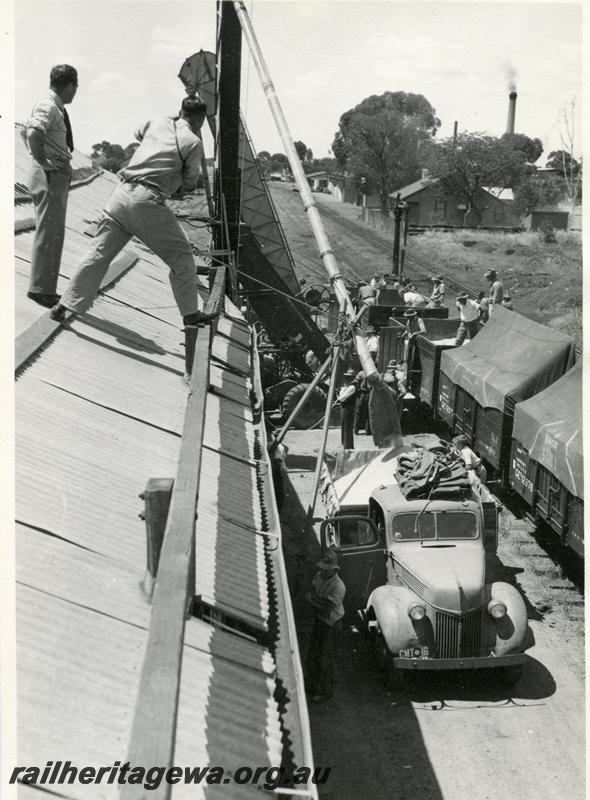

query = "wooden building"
(389, 173), (519, 229)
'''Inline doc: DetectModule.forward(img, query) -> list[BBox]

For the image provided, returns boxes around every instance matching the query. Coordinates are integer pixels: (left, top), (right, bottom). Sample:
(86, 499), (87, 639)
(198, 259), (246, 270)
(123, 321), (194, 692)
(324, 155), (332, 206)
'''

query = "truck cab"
(320, 440), (529, 684)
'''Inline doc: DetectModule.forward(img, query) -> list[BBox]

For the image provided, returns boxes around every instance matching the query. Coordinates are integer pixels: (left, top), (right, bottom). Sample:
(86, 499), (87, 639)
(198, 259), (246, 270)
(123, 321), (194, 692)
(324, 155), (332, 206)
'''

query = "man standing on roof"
(51, 97), (218, 328)
(454, 293), (480, 345)
(306, 548), (346, 703)
(25, 64), (78, 308)
(485, 269), (504, 316)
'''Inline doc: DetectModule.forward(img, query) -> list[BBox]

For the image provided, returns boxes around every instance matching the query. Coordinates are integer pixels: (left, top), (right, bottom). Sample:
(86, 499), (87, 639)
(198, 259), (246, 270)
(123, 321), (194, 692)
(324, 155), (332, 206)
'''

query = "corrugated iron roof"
(14, 121), (314, 796)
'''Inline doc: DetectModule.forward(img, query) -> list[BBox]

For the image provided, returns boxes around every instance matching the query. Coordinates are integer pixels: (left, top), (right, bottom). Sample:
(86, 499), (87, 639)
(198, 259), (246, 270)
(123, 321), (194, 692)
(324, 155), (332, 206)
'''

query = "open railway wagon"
(435, 306), (576, 483)
(406, 318), (464, 411)
(368, 303), (449, 328)
(509, 362), (583, 558)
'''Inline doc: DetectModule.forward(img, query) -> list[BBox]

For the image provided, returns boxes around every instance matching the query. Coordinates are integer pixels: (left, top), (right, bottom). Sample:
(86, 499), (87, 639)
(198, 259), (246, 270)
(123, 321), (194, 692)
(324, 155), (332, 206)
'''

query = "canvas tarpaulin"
(440, 306), (575, 412)
(512, 362), (583, 499)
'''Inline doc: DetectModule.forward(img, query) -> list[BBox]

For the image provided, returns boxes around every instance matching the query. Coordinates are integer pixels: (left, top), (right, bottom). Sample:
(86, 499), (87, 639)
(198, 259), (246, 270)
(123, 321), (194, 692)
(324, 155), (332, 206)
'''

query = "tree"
(332, 91), (441, 211)
(304, 156), (338, 175)
(271, 153), (289, 164)
(91, 141), (129, 173)
(512, 173), (564, 218)
(546, 149), (581, 178)
(501, 132), (543, 164)
(423, 132), (529, 225)
(258, 150), (271, 162)
(294, 140), (313, 162)
(555, 97), (582, 215)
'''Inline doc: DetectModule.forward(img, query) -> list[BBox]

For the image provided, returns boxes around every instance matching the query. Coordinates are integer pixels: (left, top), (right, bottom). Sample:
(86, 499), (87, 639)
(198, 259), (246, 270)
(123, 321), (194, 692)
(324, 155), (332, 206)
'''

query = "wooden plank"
(121, 328), (211, 800)
(14, 217), (35, 233)
(205, 263), (227, 315)
(15, 250), (138, 373)
(142, 478), (174, 600)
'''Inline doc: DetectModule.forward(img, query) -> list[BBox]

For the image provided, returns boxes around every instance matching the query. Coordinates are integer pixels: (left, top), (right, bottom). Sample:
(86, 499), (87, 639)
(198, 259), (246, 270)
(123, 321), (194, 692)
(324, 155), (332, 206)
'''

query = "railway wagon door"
(565, 496), (584, 559)
(509, 440), (536, 506)
(535, 464), (568, 539)
(378, 325), (405, 372)
(436, 371), (455, 427)
(454, 386), (476, 440)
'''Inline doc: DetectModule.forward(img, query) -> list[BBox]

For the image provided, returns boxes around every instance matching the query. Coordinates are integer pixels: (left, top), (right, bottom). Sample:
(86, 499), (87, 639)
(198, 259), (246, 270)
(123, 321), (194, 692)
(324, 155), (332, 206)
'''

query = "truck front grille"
(435, 609), (482, 658)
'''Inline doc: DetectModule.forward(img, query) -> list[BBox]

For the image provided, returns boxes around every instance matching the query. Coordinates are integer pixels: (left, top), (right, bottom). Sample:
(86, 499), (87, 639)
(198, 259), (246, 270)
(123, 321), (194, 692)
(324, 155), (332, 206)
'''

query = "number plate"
(399, 646), (429, 659)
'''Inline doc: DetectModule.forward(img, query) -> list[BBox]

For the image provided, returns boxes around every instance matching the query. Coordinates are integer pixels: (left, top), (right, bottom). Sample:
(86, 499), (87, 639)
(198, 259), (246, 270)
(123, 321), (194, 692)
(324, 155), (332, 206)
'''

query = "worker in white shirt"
(403, 285), (429, 308)
(454, 293), (480, 345)
(366, 325), (379, 361)
(485, 269), (504, 316)
(428, 276), (446, 307)
(51, 97), (217, 329)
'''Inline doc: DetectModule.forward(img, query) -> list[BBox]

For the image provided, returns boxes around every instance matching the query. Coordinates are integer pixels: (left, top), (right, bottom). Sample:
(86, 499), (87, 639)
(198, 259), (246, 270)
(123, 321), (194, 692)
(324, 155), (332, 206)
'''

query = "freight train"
(372, 304), (583, 560)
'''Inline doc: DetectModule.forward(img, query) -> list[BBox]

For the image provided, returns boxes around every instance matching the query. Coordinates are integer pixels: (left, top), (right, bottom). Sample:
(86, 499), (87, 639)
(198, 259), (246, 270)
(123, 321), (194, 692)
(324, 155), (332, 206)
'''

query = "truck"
(319, 436), (529, 688)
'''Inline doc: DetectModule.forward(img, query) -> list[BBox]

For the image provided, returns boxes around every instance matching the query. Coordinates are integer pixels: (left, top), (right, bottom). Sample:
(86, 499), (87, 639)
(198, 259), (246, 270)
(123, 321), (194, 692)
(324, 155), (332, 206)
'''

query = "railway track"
(316, 200), (475, 303)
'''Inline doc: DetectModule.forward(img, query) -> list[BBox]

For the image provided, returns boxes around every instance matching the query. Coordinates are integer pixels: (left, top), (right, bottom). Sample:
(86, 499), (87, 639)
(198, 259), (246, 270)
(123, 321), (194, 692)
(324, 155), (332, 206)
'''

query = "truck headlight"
(407, 602), (426, 621)
(488, 599), (507, 619)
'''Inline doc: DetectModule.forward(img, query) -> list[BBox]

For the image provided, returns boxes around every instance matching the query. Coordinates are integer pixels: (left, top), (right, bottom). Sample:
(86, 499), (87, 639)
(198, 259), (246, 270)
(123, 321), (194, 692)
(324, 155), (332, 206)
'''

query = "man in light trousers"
(51, 97), (217, 329)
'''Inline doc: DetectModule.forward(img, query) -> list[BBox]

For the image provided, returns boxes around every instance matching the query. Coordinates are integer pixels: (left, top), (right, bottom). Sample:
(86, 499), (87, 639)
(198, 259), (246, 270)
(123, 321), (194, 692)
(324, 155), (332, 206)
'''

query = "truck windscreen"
(392, 511), (478, 541)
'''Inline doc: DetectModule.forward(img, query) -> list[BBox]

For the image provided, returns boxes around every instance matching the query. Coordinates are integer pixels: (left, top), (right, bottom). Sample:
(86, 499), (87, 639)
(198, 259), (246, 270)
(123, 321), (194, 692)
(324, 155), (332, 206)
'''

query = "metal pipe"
(232, 0), (378, 380)
(305, 341), (342, 522)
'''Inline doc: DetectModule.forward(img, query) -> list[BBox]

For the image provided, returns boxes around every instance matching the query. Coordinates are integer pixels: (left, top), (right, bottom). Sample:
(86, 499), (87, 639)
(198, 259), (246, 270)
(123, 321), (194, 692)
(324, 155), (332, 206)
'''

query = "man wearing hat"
(428, 275), (446, 308)
(306, 548), (346, 702)
(401, 308), (426, 363)
(485, 269), (504, 316)
(455, 294), (481, 345)
(354, 369), (372, 436)
(366, 325), (379, 360)
(356, 279), (377, 311)
(337, 369), (361, 448)
(384, 359), (407, 418)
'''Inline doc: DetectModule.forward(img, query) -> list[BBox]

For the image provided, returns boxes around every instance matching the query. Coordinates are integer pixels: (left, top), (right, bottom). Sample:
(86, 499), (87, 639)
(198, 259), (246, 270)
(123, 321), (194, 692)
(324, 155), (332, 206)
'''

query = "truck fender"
(367, 585), (422, 655)
(488, 581), (529, 655)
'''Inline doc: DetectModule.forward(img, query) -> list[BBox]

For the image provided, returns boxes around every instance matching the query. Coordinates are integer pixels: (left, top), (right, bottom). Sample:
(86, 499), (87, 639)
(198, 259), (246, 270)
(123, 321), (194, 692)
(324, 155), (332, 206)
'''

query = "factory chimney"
(506, 90), (517, 134)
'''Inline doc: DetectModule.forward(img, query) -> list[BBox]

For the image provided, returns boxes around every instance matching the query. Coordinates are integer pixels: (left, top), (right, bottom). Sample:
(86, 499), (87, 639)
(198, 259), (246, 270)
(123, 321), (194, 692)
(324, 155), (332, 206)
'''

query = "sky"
(12, 0), (584, 164)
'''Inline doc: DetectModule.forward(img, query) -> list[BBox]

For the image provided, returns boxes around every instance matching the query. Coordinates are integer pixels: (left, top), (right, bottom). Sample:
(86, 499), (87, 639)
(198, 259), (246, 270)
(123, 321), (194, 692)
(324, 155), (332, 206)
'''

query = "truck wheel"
(281, 383), (327, 429)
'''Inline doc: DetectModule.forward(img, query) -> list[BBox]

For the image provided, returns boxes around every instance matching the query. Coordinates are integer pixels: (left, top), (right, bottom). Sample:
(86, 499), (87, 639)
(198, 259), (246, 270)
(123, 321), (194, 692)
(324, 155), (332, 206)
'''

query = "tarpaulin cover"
(440, 306), (575, 411)
(395, 447), (471, 499)
(512, 362), (583, 499)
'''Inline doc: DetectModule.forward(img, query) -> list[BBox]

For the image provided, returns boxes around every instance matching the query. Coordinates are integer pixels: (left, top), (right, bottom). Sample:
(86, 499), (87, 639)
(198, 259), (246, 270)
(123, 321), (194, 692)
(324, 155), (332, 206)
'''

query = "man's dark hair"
(181, 97), (208, 117)
(50, 64), (78, 90)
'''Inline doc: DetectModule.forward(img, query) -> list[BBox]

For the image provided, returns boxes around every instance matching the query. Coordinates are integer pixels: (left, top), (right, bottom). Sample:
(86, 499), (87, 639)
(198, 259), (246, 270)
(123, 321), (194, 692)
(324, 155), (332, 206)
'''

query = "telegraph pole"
(392, 193), (402, 278)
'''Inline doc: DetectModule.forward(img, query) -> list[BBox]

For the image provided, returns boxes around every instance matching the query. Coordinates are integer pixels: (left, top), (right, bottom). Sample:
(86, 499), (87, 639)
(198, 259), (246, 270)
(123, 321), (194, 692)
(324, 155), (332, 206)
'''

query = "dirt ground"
(279, 427), (585, 800)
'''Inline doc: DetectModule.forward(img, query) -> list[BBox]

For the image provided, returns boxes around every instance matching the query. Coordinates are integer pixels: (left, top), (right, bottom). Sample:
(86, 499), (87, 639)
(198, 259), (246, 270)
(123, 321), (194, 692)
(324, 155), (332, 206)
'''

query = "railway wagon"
(435, 306), (576, 480)
(407, 318), (462, 411)
(376, 320), (406, 370)
(368, 304), (449, 328)
(510, 362), (583, 558)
